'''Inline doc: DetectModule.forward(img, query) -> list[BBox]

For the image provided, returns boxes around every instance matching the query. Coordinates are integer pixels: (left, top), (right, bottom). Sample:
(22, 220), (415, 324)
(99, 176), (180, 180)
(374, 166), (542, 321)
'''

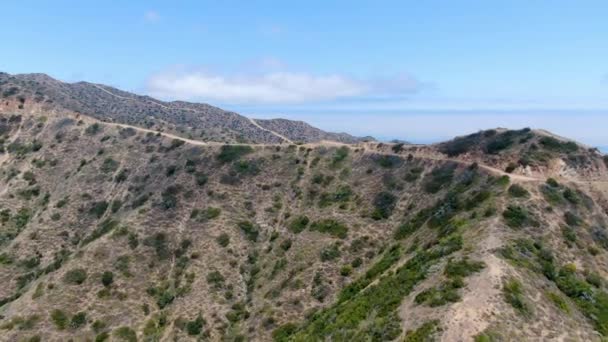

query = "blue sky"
(2, 1), (608, 147)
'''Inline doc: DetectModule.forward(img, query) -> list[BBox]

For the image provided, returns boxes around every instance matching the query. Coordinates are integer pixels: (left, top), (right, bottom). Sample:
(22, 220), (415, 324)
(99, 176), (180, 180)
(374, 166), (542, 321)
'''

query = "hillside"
(254, 118), (374, 144)
(0, 72), (369, 145)
(0, 99), (608, 341)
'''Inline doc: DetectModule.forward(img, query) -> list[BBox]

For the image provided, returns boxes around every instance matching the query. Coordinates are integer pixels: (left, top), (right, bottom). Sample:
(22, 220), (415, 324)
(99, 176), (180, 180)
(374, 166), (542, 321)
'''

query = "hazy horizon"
(2, 1), (607, 148)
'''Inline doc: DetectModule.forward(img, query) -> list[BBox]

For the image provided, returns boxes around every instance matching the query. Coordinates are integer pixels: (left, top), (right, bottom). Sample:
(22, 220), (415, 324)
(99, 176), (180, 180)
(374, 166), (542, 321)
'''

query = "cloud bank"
(146, 65), (423, 104)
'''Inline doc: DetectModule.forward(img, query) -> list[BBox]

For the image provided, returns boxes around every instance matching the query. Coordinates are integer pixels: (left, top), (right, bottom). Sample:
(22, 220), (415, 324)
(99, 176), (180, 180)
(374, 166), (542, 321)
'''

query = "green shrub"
(64, 268), (87, 285)
(318, 185), (352, 207)
(339, 245), (401, 302)
(190, 172), (207, 188)
(423, 164), (456, 193)
(340, 265), (353, 276)
(216, 233), (230, 247)
(503, 278), (531, 316)
(563, 188), (580, 205)
(237, 221), (259, 242)
(375, 155), (401, 168)
(508, 184), (529, 198)
(546, 291), (570, 313)
(217, 145), (253, 163)
(143, 232), (170, 260)
(331, 147), (349, 166)
(444, 258), (485, 278)
(70, 312), (87, 329)
(100, 158), (119, 173)
(89, 201), (109, 218)
(85, 123), (102, 135)
(404, 320), (440, 342)
(539, 136), (578, 153)
(404, 167), (423, 182)
(206, 270), (225, 288)
(114, 326), (137, 342)
(371, 191), (397, 220)
(114, 169), (129, 183)
(503, 205), (534, 228)
(439, 132), (482, 156)
(185, 314), (204, 336)
(320, 243), (341, 262)
(101, 271), (114, 287)
(288, 215), (309, 234)
(82, 219), (119, 245)
(272, 323), (299, 342)
(50, 309), (69, 330)
(233, 159), (261, 175)
(191, 207), (221, 221)
(95, 332), (109, 342)
(280, 239), (292, 251)
(310, 219), (348, 239)
(416, 279), (463, 307)
(564, 211), (583, 227)
(505, 163), (517, 173)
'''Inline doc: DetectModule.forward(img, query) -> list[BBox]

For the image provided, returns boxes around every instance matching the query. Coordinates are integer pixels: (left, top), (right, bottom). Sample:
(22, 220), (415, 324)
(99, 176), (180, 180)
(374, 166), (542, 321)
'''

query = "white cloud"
(144, 10), (160, 23)
(145, 64), (423, 104)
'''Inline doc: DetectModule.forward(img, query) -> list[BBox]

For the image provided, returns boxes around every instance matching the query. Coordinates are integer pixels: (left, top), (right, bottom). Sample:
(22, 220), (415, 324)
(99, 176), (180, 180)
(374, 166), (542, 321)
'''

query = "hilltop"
(0, 81), (607, 341)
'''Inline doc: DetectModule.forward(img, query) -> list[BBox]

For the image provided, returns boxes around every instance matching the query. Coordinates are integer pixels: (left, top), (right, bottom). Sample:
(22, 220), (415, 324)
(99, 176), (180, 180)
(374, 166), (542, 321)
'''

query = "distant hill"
(0, 72), (371, 144)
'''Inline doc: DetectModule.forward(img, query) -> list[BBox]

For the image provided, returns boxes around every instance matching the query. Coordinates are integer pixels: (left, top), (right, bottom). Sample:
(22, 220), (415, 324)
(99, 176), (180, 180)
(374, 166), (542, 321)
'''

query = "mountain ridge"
(0, 72), (371, 145)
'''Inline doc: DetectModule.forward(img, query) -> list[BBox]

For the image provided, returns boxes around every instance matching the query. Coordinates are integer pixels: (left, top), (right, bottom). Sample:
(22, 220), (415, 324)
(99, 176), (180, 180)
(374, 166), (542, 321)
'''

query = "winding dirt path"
(247, 117), (294, 144)
(91, 84), (293, 144)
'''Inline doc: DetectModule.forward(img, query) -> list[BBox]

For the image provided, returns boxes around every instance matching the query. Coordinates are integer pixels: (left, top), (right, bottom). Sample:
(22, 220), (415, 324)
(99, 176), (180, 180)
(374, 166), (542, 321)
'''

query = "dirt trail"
(100, 119), (568, 183)
(91, 84), (293, 144)
(247, 117), (294, 144)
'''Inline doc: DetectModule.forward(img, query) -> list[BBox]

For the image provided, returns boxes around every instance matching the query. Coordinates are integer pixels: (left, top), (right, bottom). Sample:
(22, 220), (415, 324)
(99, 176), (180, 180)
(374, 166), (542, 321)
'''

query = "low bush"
(217, 145), (253, 163)
(100, 158), (119, 173)
(564, 211), (583, 227)
(375, 155), (402, 168)
(318, 185), (352, 208)
(50, 309), (69, 330)
(114, 326), (137, 342)
(310, 219), (348, 239)
(64, 268), (87, 285)
(539, 136), (578, 153)
(216, 233), (230, 247)
(508, 184), (529, 198)
(101, 271), (114, 287)
(404, 320), (440, 341)
(546, 291), (570, 313)
(237, 221), (259, 242)
(288, 215), (309, 234)
(89, 201), (109, 218)
(320, 243), (341, 262)
(331, 147), (349, 166)
(143, 232), (170, 260)
(423, 164), (456, 193)
(82, 219), (119, 245)
(185, 314), (205, 336)
(444, 258), (485, 278)
(503, 278), (531, 316)
(371, 191), (397, 220)
(206, 270), (225, 289)
(503, 205), (535, 228)
(70, 312), (87, 329)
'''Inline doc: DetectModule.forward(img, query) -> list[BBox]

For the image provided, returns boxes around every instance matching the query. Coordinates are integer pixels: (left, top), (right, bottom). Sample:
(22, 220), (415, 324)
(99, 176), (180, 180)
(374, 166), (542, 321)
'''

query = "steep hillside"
(254, 118), (373, 144)
(0, 104), (608, 341)
(0, 72), (369, 145)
